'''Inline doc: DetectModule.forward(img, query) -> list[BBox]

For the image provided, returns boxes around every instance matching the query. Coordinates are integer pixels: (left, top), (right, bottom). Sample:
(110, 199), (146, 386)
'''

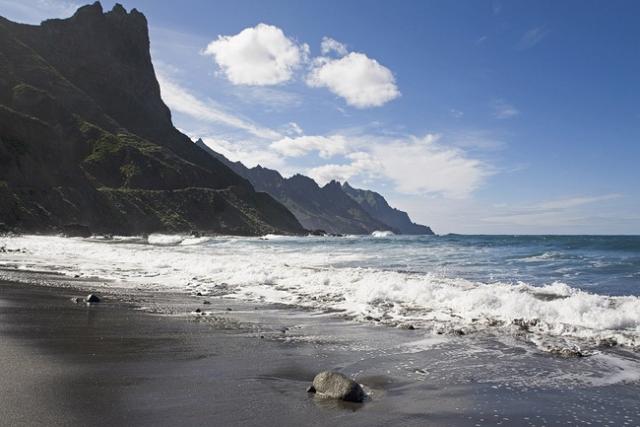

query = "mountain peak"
(111, 3), (127, 15)
(324, 180), (342, 189)
(70, 1), (103, 20)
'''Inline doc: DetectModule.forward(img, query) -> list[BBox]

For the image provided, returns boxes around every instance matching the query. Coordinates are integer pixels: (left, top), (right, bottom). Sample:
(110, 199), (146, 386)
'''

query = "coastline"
(1, 270), (639, 426)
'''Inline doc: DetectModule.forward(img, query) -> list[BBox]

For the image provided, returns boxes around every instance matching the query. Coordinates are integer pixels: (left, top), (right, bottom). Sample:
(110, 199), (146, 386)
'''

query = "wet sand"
(1, 273), (639, 426)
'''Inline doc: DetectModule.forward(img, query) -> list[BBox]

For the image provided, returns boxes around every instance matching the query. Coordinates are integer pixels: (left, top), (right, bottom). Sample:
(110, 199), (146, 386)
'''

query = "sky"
(3, 0), (640, 234)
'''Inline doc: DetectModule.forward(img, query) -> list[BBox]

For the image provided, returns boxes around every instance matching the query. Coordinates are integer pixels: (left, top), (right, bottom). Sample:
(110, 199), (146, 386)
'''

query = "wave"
(372, 230), (395, 238)
(147, 234), (186, 246)
(1, 235), (639, 352)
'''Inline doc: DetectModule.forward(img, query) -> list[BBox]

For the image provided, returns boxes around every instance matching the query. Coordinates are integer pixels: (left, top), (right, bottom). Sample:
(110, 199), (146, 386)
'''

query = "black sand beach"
(1, 272), (639, 427)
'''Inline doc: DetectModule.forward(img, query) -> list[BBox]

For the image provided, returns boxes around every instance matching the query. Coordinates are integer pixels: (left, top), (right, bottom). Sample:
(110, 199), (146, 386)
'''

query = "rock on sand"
(307, 371), (365, 402)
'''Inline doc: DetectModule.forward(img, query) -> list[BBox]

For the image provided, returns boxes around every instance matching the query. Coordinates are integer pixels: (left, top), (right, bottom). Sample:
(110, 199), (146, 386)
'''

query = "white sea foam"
(372, 230), (395, 237)
(1, 235), (639, 351)
(147, 234), (186, 246)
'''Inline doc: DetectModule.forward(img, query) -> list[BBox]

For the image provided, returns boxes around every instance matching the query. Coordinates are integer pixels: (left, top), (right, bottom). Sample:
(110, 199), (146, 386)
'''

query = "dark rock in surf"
(86, 294), (100, 303)
(549, 346), (589, 358)
(308, 229), (327, 236)
(309, 371), (365, 403)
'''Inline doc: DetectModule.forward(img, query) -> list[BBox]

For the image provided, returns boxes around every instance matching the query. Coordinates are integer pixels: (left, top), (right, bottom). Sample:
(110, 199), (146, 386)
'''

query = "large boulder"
(307, 371), (365, 403)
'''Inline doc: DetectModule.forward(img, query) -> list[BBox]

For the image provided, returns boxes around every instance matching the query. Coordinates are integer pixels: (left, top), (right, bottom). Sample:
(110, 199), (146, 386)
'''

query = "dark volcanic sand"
(1, 275), (639, 427)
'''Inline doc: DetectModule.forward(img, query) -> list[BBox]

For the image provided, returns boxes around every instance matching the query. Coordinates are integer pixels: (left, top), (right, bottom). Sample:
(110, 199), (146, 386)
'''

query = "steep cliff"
(0, 3), (304, 235)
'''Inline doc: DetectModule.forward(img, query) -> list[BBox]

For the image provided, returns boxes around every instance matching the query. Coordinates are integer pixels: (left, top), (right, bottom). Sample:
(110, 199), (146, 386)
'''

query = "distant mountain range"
(0, 2), (433, 236)
(197, 140), (433, 235)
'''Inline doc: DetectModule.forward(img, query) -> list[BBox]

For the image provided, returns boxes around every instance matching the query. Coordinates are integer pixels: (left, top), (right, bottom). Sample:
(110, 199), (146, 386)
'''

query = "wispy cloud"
(492, 99), (519, 119)
(517, 26), (550, 50)
(320, 37), (348, 57)
(492, 1), (502, 15)
(231, 86), (303, 111)
(300, 133), (493, 199)
(196, 135), (289, 172)
(0, 0), (78, 24)
(536, 194), (623, 211)
(482, 194), (624, 226)
(449, 108), (464, 119)
(271, 134), (349, 158)
(156, 70), (282, 140)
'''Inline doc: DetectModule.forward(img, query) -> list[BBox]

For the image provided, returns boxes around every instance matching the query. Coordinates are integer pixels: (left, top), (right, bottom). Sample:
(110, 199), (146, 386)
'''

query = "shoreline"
(1, 271), (639, 426)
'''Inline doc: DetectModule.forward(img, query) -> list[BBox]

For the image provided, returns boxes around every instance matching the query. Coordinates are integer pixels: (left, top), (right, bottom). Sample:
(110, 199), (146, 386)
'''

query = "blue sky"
(4, 0), (640, 234)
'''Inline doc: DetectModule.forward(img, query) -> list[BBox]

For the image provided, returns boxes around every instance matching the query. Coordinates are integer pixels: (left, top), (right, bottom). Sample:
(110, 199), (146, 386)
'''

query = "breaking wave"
(1, 234), (639, 352)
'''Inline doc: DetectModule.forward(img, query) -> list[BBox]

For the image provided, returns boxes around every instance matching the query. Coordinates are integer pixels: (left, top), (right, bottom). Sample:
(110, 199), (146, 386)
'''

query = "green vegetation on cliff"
(0, 3), (304, 235)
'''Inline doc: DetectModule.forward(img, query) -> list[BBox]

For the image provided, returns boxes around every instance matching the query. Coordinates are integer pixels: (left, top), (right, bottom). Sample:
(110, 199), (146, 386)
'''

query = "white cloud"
(517, 26), (550, 50)
(270, 134), (349, 158)
(197, 136), (288, 172)
(156, 71), (282, 140)
(203, 23), (308, 86)
(372, 135), (489, 198)
(307, 152), (381, 184)
(307, 52), (400, 108)
(492, 99), (519, 119)
(301, 133), (491, 199)
(320, 37), (348, 56)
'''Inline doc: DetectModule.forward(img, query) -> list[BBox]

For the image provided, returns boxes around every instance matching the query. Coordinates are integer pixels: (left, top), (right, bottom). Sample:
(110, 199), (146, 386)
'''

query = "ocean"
(2, 233), (639, 354)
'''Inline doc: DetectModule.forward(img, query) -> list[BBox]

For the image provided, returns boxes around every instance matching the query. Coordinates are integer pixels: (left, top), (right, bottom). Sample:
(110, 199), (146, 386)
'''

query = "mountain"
(196, 139), (434, 235)
(341, 182), (434, 235)
(0, 3), (304, 235)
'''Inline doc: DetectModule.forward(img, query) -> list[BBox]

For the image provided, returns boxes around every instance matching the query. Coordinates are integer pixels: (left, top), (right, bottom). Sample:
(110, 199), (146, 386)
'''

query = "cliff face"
(341, 183), (434, 235)
(0, 3), (305, 235)
(196, 140), (434, 235)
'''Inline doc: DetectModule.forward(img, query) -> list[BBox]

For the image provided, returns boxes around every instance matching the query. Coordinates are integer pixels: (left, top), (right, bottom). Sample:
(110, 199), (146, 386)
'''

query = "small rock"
(549, 346), (588, 358)
(225, 307), (232, 311)
(196, 292), (203, 297)
(86, 294), (100, 303)
(309, 371), (365, 403)
(194, 308), (202, 313)
(399, 324), (415, 330)
(306, 385), (316, 393)
(74, 274), (80, 278)
(203, 301), (211, 305)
